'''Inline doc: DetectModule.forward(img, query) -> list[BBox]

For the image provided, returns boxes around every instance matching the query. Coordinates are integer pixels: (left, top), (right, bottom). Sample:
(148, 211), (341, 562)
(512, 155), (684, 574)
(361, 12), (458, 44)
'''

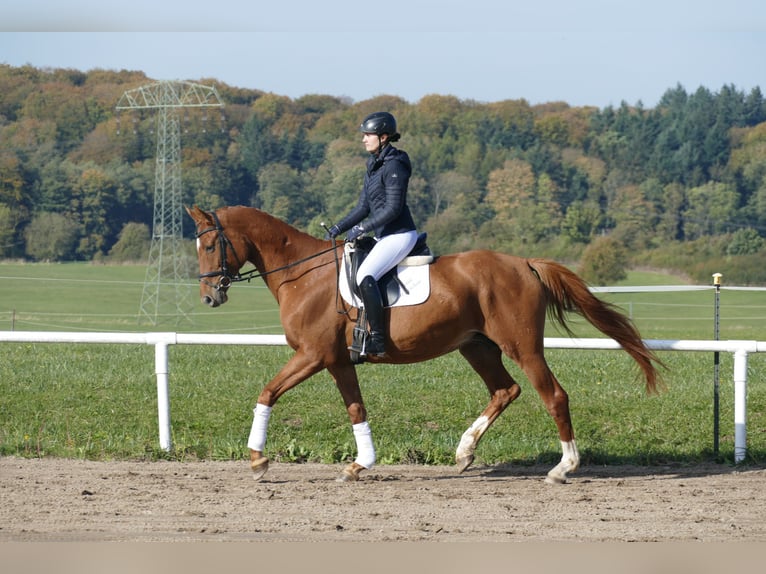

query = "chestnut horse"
(186, 205), (662, 484)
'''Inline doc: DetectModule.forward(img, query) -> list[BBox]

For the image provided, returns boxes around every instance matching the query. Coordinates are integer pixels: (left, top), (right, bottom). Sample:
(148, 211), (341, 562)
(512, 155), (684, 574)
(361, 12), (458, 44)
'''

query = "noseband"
(195, 211), (243, 292)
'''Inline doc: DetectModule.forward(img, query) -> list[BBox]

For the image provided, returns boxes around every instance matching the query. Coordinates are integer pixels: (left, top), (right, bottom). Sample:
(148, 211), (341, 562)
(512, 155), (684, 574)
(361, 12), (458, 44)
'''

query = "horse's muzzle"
(201, 289), (228, 307)
(199, 276), (230, 307)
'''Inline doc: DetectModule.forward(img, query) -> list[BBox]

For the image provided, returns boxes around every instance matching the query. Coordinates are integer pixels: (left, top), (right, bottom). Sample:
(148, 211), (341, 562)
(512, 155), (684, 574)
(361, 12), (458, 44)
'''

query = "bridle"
(194, 210), (341, 292)
(195, 210), (243, 292)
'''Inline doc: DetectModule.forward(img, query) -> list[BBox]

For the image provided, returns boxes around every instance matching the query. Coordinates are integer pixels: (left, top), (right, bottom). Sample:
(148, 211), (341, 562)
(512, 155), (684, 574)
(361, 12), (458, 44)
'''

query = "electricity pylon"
(116, 81), (224, 326)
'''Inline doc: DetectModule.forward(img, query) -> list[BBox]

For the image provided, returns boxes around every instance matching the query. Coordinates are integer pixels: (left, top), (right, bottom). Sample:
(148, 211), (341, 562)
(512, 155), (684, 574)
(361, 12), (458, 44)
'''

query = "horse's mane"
(221, 205), (323, 245)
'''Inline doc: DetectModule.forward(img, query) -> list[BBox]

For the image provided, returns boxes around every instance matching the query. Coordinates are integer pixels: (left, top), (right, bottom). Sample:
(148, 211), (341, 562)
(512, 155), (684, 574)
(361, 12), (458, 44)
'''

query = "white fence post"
(146, 333), (177, 453)
(733, 348), (749, 463)
(154, 342), (171, 452)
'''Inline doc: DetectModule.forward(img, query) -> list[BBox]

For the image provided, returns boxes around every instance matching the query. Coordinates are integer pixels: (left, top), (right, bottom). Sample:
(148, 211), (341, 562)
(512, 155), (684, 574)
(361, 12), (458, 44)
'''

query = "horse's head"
(185, 205), (245, 308)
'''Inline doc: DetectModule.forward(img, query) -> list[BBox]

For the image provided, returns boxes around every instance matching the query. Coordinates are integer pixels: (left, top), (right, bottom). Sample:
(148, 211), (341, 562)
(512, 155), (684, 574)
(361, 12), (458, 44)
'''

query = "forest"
(2, 63), (766, 284)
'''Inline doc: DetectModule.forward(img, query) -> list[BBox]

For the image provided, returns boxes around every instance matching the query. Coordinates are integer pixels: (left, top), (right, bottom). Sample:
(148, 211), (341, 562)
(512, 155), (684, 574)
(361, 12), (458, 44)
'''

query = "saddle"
(343, 234), (433, 364)
(345, 234), (433, 307)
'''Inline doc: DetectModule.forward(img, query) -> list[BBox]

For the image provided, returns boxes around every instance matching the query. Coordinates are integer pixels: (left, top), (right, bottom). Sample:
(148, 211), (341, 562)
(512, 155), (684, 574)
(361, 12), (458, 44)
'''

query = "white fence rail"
(1, 331), (764, 463)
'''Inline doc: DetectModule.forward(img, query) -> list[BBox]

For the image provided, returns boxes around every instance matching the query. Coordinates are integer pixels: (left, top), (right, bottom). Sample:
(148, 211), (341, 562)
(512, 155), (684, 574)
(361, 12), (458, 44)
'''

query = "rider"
(326, 111), (419, 357)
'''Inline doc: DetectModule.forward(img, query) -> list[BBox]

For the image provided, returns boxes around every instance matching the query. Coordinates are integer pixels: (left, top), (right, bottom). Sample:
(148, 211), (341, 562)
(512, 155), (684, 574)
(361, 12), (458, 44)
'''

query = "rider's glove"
(346, 225), (365, 242)
(325, 225), (341, 240)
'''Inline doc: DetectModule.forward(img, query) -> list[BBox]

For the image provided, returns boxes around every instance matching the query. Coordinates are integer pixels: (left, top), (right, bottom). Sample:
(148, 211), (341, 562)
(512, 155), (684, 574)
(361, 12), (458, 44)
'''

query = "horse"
(186, 205), (663, 484)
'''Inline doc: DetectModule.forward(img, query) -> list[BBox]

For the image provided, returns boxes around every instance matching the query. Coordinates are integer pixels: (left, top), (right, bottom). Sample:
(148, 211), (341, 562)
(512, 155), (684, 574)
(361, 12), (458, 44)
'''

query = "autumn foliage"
(2, 65), (766, 283)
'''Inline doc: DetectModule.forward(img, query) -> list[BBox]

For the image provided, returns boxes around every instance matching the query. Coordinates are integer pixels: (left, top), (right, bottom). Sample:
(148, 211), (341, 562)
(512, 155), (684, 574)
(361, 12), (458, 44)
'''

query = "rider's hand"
(325, 225), (341, 240)
(346, 225), (365, 242)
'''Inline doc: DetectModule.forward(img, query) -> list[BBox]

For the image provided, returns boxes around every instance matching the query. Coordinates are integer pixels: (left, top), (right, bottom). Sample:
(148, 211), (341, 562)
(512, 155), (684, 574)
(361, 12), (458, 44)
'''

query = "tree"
(429, 171), (477, 218)
(0, 150), (27, 211)
(561, 201), (602, 244)
(743, 184), (766, 233)
(728, 122), (766, 229)
(107, 222), (150, 262)
(0, 150), (32, 245)
(425, 179), (490, 254)
(483, 159), (561, 248)
(523, 172), (563, 243)
(308, 138), (363, 225)
(609, 184), (657, 249)
(410, 94), (464, 137)
(485, 159), (535, 218)
(727, 227), (764, 256)
(682, 181), (739, 239)
(256, 163), (321, 228)
(578, 236), (628, 285)
(654, 182), (685, 242)
(24, 212), (79, 261)
(478, 99), (535, 150)
(0, 203), (16, 256)
(239, 114), (284, 189)
(69, 164), (121, 258)
(534, 111), (571, 147)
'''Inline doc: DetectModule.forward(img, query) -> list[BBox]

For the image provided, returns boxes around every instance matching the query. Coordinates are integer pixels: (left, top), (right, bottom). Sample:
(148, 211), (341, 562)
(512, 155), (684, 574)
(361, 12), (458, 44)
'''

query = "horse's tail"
(527, 258), (664, 394)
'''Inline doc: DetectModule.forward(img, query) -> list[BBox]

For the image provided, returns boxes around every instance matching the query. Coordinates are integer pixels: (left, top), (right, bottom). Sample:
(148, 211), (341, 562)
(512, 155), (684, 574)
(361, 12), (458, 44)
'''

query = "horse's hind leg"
(518, 352), (580, 484)
(456, 335), (522, 473)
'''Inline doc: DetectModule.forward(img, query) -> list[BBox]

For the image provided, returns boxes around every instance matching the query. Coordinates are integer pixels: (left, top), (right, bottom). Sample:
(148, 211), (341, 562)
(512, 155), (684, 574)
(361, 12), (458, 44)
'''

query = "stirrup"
(349, 310), (367, 364)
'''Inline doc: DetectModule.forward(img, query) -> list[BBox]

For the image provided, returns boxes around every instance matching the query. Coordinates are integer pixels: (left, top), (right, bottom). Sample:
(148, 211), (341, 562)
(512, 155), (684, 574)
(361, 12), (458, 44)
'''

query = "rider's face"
(362, 132), (387, 153)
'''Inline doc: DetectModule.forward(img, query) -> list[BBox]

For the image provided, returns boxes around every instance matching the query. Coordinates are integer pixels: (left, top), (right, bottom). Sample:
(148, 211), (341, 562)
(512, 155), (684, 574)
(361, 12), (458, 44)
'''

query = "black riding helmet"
(359, 112), (400, 142)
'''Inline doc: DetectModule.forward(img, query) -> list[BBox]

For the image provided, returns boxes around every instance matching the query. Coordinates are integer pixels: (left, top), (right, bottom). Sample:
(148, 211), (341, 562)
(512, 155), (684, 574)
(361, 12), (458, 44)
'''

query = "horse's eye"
(205, 244), (215, 253)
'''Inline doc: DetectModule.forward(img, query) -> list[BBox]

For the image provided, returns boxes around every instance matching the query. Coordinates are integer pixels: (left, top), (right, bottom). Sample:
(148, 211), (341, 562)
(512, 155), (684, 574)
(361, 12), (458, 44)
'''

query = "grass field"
(1, 262), (764, 466)
(0, 262), (280, 333)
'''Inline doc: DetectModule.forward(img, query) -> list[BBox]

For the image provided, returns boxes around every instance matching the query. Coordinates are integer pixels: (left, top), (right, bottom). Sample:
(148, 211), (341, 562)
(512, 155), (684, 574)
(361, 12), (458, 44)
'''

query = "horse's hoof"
(456, 454), (474, 474)
(336, 462), (363, 482)
(544, 472), (567, 485)
(250, 456), (269, 481)
(336, 470), (358, 483)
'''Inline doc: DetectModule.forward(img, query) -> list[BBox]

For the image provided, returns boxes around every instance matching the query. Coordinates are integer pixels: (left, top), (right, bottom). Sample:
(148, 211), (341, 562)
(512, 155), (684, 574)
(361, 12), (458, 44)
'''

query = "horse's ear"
(185, 205), (209, 226)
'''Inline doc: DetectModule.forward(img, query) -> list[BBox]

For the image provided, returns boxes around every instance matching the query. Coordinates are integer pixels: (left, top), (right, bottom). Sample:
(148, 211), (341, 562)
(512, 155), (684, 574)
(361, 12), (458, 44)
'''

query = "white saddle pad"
(339, 257), (431, 308)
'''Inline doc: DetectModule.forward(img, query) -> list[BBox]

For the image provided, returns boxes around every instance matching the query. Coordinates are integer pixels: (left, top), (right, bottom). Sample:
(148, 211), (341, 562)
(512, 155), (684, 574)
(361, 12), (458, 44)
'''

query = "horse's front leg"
(248, 404), (272, 480)
(247, 351), (324, 481)
(328, 363), (375, 482)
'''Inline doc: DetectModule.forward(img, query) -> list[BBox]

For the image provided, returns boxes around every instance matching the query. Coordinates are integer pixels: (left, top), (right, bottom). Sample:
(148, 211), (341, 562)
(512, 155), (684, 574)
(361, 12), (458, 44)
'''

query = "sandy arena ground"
(1, 457), (765, 543)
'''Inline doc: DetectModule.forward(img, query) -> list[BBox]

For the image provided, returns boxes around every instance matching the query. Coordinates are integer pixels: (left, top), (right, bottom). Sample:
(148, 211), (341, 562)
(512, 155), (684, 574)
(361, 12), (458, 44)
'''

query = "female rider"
(327, 111), (419, 357)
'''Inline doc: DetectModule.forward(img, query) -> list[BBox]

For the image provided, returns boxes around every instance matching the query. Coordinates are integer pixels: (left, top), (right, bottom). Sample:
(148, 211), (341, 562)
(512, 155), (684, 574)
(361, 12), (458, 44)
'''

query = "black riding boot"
(358, 275), (386, 356)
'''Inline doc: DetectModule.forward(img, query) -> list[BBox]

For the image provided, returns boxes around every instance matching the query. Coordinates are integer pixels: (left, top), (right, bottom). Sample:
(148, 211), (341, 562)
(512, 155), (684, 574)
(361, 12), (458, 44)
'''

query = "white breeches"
(356, 230), (418, 283)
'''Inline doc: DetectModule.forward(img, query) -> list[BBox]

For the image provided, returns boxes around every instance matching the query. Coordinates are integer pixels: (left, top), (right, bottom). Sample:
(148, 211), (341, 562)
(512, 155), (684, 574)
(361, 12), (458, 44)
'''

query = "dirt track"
(1, 457), (765, 543)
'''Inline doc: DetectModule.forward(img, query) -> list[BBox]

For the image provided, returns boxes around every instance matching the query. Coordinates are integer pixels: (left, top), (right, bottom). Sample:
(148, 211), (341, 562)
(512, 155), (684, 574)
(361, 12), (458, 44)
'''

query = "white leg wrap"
(456, 415), (490, 460)
(352, 421), (376, 469)
(546, 439), (580, 484)
(561, 439), (579, 468)
(247, 403), (272, 452)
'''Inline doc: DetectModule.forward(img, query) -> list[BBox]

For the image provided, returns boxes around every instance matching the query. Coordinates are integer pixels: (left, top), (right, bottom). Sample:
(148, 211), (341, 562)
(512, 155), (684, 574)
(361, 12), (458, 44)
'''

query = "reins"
(235, 244), (340, 283)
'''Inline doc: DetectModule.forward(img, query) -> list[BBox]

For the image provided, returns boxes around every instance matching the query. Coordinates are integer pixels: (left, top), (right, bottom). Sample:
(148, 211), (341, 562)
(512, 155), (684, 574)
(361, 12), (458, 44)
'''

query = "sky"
(1, 0), (764, 109)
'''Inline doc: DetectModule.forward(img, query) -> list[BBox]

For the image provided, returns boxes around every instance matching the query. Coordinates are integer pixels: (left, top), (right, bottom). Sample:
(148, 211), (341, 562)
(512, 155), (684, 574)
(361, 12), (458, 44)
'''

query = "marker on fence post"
(712, 272), (722, 457)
